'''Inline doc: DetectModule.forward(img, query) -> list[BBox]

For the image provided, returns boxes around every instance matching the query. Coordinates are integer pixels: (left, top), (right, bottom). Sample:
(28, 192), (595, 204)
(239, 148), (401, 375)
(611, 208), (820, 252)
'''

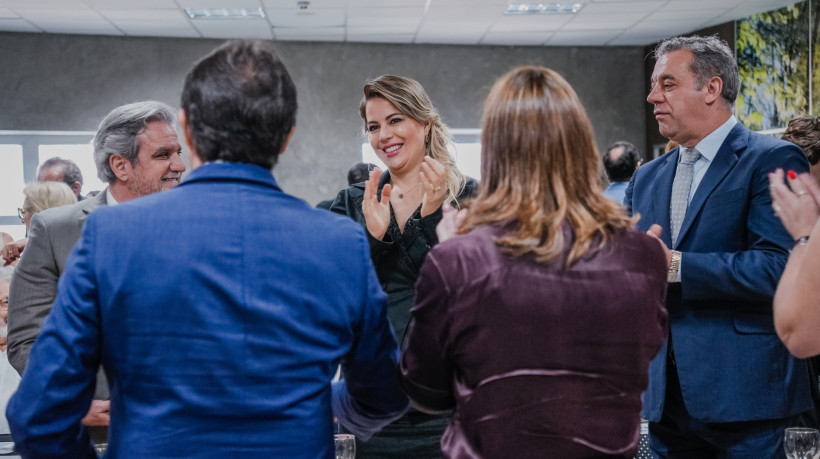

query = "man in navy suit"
(7, 39), (408, 458)
(626, 35), (812, 458)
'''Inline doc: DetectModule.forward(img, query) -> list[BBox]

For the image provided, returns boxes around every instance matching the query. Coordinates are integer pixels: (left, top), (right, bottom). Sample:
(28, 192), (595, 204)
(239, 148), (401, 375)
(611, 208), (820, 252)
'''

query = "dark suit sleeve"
(682, 144), (809, 302)
(399, 250), (456, 412)
(7, 216), (101, 458)
(7, 213), (59, 374)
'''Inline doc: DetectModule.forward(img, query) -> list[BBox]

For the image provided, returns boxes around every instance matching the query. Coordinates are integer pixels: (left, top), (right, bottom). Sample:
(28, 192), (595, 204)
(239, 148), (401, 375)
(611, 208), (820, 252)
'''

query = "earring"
(425, 132), (431, 145)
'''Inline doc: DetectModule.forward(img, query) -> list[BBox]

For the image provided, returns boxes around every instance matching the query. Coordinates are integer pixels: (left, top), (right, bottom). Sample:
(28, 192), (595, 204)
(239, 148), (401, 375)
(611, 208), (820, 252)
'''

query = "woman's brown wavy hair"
(459, 66), (636, 266)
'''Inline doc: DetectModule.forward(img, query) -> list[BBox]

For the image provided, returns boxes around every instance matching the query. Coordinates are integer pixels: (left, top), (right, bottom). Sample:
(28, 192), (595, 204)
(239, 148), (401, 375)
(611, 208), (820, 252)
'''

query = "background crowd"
(0, 33), (817, 459)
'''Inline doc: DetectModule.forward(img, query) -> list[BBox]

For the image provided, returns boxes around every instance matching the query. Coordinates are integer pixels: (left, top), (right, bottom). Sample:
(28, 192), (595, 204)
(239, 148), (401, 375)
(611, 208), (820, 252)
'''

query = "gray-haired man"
(7, 101), (185, 444)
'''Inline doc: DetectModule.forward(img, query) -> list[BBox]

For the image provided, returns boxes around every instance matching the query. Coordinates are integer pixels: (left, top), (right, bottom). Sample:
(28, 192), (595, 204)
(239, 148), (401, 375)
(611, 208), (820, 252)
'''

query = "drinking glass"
(784, 427), (820, 459)
(334, 434), (355, 459)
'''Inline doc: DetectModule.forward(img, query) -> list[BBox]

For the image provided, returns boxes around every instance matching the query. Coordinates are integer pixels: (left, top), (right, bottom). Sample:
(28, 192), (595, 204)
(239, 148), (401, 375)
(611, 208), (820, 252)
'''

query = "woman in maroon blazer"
(399, 66), (669, 459)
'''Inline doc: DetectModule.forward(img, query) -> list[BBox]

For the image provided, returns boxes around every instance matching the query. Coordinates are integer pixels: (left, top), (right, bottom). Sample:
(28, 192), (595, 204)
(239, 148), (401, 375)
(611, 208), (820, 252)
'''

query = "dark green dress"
(330, 171), (477, 458)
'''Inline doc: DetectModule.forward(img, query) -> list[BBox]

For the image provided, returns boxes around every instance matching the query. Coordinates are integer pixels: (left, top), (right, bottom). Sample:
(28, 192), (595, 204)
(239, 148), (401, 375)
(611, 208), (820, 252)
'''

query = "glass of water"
(334, 434), (355, 459)
(784, 427), (820, 459)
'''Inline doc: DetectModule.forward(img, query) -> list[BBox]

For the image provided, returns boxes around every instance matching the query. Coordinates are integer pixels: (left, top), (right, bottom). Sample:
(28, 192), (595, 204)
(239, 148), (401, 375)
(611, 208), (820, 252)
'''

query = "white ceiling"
(0, 0), (798, 46)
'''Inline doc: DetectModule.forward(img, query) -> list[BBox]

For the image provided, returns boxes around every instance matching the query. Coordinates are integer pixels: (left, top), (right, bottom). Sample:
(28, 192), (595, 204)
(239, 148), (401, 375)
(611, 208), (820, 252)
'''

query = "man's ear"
(109, 154), (131, 182)
(704, 76), (723, 105)
(279, 126), (296, 155)
(70, 181), (83, 197)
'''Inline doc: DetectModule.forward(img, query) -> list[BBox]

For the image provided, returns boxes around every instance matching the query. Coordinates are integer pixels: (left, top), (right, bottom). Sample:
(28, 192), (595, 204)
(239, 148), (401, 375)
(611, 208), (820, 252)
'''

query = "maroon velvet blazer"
(400, 223), (668, 458)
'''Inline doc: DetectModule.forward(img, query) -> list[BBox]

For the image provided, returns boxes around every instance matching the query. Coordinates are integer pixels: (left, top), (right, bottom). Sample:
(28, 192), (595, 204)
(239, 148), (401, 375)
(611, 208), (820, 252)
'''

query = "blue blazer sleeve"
(332, 230), (408, 440)
(7, 216), (101, 458)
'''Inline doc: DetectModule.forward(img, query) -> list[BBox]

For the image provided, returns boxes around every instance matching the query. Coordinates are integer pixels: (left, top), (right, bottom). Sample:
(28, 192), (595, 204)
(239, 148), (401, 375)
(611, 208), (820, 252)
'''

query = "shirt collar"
(689, 115), (737, 163)
(106, 188), (119, 206)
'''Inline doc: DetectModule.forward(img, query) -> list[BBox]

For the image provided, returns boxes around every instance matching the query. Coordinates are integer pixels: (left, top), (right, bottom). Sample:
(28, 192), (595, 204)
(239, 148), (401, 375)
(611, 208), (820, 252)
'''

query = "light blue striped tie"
(670, 147), (700, 245)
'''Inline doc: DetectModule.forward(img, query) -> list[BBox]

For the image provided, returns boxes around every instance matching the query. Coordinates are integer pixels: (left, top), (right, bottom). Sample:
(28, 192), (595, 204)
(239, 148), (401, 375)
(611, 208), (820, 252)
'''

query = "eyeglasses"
(17, 207), (28, 221)
(0, 297), (7, 309)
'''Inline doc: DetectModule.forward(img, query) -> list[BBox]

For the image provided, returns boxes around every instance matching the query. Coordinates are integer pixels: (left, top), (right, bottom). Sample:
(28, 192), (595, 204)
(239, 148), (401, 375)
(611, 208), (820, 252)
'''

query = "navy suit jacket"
(7, 163), (407, 458)
(625, 122), (812, 423)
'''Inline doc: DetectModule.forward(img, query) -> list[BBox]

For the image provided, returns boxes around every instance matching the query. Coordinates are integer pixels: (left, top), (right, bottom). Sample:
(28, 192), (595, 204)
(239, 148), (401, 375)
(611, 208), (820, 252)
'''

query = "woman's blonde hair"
(460, 66), (636, 266)
(23, 181), (77, 214)
(360, 75), (466, 203)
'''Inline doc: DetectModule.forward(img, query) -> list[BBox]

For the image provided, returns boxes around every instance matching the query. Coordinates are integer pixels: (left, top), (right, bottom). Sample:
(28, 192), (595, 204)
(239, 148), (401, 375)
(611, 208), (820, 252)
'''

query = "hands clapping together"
(361, 156), (449, 241)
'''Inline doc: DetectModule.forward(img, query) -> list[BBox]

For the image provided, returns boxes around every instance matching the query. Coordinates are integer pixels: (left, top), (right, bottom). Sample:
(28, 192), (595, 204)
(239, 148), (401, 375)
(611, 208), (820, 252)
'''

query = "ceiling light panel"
(185, 8), (265, 19)
(505, 3), (584, 15)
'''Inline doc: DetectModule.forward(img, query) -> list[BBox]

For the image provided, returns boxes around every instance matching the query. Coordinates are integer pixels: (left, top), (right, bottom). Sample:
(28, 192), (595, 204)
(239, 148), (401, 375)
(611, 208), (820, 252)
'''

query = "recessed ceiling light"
(505, 3), (584, 15)
(184, 7), (266, 20)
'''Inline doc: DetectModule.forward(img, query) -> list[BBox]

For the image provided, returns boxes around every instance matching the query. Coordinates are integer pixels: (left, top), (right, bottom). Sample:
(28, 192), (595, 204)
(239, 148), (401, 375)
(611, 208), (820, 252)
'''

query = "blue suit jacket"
(7, 163), (408, 458)
(625, 123), (812, 423)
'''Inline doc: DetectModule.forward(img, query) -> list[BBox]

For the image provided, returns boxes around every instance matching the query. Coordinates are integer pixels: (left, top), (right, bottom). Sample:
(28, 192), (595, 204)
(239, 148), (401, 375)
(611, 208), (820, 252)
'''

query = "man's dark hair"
(347, 162), (375, 185)
(38, 157), (84, 188)
(181, 39), (297, 170)
(603, 141), (642, 182)
(782, 115), (820, 165)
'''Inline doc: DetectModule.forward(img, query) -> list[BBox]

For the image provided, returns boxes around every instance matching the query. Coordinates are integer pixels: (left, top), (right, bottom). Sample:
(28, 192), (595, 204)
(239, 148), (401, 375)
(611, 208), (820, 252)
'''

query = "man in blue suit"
(626, 35), (812, 458)
(7, 39), (408, 458)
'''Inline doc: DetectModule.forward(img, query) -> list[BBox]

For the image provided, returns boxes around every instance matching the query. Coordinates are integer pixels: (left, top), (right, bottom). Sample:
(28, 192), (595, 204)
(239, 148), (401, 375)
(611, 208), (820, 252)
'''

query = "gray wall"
(0, 32), (648, 205)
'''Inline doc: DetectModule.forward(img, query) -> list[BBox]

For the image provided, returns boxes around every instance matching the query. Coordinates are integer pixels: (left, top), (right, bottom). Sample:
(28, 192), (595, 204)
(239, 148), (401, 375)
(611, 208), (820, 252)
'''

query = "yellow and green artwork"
(736, 1), (816, 131)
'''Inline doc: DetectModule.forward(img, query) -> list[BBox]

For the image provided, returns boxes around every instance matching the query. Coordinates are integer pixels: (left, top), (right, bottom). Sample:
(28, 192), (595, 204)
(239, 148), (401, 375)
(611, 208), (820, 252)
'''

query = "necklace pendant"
(398, 193), (404, 199)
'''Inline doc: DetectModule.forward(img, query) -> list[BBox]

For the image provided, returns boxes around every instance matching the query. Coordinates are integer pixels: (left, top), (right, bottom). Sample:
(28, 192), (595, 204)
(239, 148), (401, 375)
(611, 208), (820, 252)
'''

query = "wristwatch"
(667, 250), (681, 283)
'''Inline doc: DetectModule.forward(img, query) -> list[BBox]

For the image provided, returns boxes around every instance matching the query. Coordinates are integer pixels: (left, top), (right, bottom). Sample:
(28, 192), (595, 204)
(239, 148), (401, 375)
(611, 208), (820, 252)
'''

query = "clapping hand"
(769, 169), (820, 240)
(420, 157), (448, 217)
(362, 168), (391, 240)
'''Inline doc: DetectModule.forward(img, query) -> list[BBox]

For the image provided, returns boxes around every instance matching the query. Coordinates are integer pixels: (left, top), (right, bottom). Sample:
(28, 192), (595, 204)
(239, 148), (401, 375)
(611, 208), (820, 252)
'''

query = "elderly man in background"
(626, 34), (811, 458)
(7, 39), (407, 458)
(7, 100), (185, 447)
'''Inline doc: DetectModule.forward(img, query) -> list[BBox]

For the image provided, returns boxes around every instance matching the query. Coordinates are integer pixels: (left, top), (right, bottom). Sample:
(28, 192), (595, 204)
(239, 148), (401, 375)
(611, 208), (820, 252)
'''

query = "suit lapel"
(652, 149), (678, 248)
(674, 126), (744, 248)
